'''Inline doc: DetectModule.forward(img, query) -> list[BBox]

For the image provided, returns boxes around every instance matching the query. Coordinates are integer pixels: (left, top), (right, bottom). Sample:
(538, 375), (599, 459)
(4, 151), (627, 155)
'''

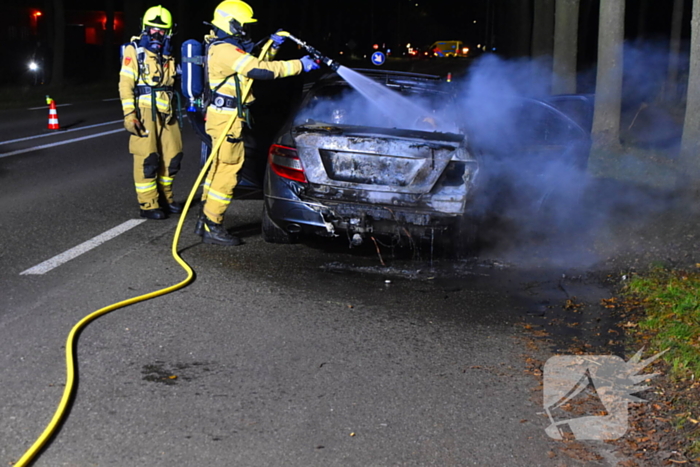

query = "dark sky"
(169, 0), (487, 52)
(11, 0), (690, 57)
(14, 0), (486, 51)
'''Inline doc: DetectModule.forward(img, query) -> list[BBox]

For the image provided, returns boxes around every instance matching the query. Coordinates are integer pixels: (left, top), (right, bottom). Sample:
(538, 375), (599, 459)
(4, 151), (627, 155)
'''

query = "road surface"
(0, 93), (622, 466)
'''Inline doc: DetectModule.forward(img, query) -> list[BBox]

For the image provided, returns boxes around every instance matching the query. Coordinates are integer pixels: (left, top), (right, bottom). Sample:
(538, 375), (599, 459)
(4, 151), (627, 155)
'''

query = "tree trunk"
(591, 0), (625, 152)
(679, 0), (700, 182)
(51, 0), (65, 86)
(103, 0), (115, 78)
(667, 0), (684, 101)
(552, 0), (580, 94)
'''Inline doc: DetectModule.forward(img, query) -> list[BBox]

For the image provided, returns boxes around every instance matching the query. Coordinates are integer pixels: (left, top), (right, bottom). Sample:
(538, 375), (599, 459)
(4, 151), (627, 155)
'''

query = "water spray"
(278, 32), (456, 132)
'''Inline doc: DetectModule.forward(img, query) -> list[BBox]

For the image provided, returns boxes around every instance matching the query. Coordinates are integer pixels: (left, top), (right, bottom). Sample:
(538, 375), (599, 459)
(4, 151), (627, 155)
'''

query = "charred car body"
(262, 69), (479, 247)
(260, 68), (593, 250)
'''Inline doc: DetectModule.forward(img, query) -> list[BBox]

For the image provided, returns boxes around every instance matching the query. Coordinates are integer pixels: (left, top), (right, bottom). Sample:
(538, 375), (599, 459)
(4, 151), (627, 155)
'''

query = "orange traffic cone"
(46, 95), (60, 130)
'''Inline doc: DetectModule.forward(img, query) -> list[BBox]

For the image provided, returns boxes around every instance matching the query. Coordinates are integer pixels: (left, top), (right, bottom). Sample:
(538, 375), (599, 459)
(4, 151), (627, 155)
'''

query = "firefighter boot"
(159, 194), (184, 214)
(200, 217), (242, 246)
(163, 201), (185, 214)
(194, 212), (205, 236)
(140, 208), (167, 220)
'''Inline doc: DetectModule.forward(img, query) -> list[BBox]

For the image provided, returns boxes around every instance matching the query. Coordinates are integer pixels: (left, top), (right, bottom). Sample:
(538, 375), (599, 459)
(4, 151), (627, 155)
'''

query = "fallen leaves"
(523, 356), (544, 377)
(564, 297), (584, 311)
(617, 460), (640, 467)
(559, 441), (604, 462)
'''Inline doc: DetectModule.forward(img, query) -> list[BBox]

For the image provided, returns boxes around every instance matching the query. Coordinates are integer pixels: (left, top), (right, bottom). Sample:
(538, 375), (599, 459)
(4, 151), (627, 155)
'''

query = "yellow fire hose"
(14, 34), (283, 466)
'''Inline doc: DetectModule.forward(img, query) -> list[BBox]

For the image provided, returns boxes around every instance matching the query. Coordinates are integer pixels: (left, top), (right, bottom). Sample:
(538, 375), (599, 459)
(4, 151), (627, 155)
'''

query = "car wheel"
(261, 203), (298, 244)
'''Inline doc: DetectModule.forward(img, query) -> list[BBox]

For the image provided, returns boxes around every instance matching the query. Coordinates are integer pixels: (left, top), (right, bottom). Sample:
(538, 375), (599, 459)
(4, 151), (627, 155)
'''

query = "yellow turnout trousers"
(129, 108), (183, 210)
(201, 111), (245, 224)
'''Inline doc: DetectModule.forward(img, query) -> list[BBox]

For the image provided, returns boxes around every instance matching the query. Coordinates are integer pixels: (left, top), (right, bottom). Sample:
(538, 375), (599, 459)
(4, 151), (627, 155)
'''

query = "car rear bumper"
(264, 191), (461, 239)
(264, 166), (468, 239)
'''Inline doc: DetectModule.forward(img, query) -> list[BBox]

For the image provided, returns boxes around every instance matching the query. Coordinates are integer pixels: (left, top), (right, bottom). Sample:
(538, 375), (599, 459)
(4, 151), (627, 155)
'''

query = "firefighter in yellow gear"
(119, 5), (183, 220)
(195, 0), (320, 246)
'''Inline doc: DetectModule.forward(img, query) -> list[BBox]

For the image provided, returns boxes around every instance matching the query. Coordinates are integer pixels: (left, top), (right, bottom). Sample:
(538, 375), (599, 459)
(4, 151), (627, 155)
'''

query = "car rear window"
(295, 79), (451, 130)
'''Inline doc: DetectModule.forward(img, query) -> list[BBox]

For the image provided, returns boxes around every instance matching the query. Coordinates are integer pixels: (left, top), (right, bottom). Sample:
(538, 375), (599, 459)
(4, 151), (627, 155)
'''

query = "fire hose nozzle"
(315, 55), (340, 71)
(284, 33), (340, 71)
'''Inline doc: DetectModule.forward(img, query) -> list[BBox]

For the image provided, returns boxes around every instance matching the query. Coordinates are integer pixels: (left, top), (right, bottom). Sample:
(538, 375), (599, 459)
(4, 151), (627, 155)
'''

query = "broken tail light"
(269, 144), (307, 183)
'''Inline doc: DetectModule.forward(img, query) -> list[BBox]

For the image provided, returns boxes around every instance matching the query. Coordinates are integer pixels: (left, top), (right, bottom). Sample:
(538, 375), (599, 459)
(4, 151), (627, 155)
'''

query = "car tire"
(261, 203), (298, 244)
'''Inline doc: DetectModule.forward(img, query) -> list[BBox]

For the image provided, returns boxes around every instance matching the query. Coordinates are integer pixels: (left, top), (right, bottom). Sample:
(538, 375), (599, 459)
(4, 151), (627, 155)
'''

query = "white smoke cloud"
(293, 45), (685, 267)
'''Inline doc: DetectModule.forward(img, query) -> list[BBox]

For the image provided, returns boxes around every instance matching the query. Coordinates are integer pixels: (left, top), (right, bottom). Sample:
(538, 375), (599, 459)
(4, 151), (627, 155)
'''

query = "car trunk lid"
(292, 123), (467, 195)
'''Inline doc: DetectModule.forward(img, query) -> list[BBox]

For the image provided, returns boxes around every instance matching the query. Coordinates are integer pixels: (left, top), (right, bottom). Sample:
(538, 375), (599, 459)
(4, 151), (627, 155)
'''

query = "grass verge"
(621, 266), (700, 458)
(624, 267), (700, 378)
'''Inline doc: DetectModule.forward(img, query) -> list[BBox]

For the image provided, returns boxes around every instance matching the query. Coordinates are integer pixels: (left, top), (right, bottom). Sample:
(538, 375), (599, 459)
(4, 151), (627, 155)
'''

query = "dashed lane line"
(0, 129), (123, 158)
(0, 120), (122, 147)
(20, 219), (147, 275)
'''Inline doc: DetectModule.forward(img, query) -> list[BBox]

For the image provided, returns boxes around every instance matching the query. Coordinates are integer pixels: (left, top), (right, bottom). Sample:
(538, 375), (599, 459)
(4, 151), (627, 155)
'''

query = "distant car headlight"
(28, 61), (39, 71)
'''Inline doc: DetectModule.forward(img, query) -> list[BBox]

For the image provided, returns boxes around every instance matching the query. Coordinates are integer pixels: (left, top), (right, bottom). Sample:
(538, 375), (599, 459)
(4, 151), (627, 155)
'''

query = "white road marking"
(0, 129), (123, 158)
(20, 219), (147, 275)
(0, 120), (122, 146)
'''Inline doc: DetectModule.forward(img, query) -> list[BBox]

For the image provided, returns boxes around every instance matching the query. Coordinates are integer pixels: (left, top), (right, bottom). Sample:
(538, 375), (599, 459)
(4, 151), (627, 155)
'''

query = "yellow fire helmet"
(142, 5), (173, 33)
(212, 0), (257, 35)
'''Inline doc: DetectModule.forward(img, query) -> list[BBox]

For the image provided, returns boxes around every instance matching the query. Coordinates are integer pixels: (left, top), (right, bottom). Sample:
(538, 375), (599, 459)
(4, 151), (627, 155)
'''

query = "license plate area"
(319, 150), (425, 187)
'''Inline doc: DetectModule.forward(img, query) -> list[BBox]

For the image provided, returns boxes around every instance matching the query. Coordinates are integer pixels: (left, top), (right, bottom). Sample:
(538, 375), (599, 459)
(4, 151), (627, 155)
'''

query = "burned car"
(261, 69), (479, 248)
(260, 67), (594, 251)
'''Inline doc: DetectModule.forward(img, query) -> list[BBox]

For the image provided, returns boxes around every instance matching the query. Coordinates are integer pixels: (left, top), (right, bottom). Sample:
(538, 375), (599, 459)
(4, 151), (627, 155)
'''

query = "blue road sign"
(371, 51), (385, 66)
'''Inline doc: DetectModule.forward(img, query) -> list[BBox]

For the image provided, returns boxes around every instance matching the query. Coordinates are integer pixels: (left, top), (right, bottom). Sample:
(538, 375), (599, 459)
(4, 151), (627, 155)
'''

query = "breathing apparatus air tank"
(181, 39), (206, 112)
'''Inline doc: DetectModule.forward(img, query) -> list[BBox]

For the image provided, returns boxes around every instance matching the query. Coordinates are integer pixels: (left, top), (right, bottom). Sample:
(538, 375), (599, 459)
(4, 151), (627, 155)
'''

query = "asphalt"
(2, 65), (690, 465)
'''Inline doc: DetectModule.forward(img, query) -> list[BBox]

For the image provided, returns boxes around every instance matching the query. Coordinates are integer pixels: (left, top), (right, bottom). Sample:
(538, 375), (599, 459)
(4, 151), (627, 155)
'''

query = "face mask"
(227, 19), (250, 37)
(148, 28), (166, 45)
